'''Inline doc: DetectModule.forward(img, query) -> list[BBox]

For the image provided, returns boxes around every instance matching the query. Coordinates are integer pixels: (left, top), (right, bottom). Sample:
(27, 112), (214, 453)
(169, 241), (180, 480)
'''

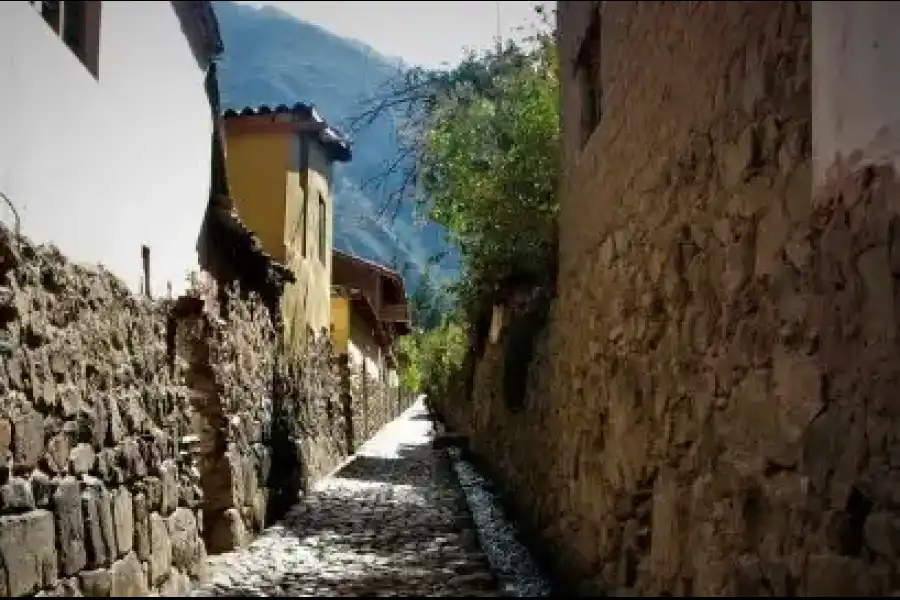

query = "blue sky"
(238, 1), (554, 69)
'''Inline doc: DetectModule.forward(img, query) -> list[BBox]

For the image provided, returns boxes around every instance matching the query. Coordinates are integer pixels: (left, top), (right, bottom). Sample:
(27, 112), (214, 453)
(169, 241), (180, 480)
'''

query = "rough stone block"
(253, 443), (271, 483)
(206, 507), (246, 554)
(118, 439), (146, 481)
(243, 455), (258, 508)
(864, 512), (900, 559)
(167, 507), (199, 569)
(79, 568), (111, 597)
(144, 476), (163, 513)
(53, 476), (87, 576)
(69, 443), (96, 475)
(30, 469), (53, 508)
(1, 476), (35, 513)
(12, 409), (43, 470)
(107, 398), (125, 445)
(44, 433), (70, 475)
(0, 510), (57, 596)
(133, 492), (150, 561)
(110, 551), (148, 597)
(82, 485), (109, 568)
(112, 486), (133, 557)
(38, 576), (82, 597)
(148, 512), (172, 586)
(159, 459), (178, 516)
(0, 418), (11, 467)
(159, 568), (190, 596)
(251, 489), (267, 530)
(805, 554), (865, 596)
(98, 486), (117, 563)
(228, 449), (245, 509)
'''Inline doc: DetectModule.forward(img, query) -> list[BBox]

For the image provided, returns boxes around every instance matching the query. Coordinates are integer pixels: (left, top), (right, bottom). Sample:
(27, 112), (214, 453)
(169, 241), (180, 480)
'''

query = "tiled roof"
(222, 102), (352, 162)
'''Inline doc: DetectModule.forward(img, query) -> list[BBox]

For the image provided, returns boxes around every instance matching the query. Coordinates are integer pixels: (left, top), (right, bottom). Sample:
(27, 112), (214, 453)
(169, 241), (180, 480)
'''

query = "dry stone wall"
(430, 1), (900, 596)
(0, 230), (211, 596)
(343, 359), (410, 454)
(268, 331), (344, 516)
(0, 223), (392, 597)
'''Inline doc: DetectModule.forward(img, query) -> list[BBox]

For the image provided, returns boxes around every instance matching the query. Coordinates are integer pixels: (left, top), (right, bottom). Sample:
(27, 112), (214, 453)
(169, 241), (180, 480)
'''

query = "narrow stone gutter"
(440, 441), (553, 597)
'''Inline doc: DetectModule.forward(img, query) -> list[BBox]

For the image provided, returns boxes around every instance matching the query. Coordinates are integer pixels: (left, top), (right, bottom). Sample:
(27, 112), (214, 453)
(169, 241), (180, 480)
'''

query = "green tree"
(419, 37), (560, 314)
(396, 322), (467, 398)
(355, 5), (559, 400)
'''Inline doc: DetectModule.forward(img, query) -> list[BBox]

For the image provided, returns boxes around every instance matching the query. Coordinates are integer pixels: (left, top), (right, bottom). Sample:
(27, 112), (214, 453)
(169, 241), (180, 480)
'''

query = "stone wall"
(174, 283), (276, 557)
(430, 1), (900, 596)
(342, 357), (410, 454)
(0, 221), (394, 596)
(0, 230), (213, 596)
(269, 330), (345, 516)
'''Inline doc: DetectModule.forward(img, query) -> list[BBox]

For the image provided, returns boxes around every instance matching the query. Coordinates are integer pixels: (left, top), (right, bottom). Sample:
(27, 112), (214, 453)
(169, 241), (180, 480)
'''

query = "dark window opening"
(298, 135), (310, 259)
(318, 194), (327, 265)
(31, 1), (101, 79)
(575, 10), (601, 149)
(301, 192), (309, 258)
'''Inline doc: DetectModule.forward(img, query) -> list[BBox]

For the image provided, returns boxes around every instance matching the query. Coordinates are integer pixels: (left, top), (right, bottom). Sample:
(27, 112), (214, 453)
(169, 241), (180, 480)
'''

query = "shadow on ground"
(192, 407), (502, 597)
(407, 411), (436, 422)
(331, 442), (433, 486)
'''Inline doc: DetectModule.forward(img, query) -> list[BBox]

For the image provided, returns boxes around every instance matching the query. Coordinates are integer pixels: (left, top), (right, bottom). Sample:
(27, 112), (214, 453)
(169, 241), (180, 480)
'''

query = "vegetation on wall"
(396, 322), (468, 400)
(361, 5), (559, 399)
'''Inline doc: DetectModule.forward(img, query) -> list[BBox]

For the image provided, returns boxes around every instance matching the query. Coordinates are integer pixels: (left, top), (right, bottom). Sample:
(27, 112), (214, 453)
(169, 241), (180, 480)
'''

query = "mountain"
(212, 1), (459, 296)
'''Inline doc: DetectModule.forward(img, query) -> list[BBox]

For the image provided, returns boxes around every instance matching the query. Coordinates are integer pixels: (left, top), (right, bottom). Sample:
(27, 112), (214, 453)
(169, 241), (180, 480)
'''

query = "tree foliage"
(354, 5), (559, 398)
(396, 322), (467, 398)
(420, 38), (560, 314)
(347, 5), (559, 256)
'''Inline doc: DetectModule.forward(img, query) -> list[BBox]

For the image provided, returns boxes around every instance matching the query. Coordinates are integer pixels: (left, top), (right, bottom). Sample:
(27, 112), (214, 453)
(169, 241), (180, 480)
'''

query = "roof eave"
(172, 1), (224, 69)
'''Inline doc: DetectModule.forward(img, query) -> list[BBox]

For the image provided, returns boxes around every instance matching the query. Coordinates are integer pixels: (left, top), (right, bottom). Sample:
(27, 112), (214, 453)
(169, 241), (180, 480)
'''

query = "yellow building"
(221, 103), (351, 353)
(330, 249), (411, 365)
(330, 250), (411, 446)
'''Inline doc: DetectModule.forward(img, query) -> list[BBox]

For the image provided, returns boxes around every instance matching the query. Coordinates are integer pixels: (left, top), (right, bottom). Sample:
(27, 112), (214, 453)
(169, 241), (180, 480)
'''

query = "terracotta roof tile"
(222, 102), (351, 162)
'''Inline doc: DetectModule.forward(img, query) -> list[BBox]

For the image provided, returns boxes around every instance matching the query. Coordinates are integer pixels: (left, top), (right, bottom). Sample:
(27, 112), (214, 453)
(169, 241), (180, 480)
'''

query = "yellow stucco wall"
(340, 301), (400, 394)
(282, 137), (335, 355)
(223, 131), (290, 263)
(348, 309), (382, 377)
(330, 296), (350, 353)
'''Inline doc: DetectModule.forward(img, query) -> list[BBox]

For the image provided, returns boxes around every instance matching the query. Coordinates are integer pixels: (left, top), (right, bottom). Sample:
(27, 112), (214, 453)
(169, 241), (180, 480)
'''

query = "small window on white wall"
(31, 1), (102, 79)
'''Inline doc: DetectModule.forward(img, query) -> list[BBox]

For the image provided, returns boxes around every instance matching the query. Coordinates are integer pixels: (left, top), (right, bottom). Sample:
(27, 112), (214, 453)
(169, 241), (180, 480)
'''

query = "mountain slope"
(212, 1), (458, 292)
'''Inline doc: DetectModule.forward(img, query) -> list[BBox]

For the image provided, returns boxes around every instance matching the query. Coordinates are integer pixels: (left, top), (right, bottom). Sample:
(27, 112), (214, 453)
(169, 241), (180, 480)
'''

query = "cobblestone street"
(189, 400), (502, 597)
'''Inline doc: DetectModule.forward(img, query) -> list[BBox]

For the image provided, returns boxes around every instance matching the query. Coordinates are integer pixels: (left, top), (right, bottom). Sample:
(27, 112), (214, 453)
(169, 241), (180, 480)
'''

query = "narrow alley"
(189, 401), (504, 598)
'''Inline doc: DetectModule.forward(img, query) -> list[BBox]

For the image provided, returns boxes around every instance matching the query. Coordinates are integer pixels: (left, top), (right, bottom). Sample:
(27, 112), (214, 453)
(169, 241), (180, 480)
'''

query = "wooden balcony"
(379, 302), (410, 324)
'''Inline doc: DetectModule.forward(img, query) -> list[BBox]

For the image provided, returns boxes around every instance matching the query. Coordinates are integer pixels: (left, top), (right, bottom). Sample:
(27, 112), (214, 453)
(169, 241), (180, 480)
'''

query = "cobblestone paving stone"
(189, 400), (503, 597)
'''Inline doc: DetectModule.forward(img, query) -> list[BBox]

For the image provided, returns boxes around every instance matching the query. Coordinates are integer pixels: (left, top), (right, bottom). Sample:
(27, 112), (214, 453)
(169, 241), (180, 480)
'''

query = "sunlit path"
(189, 400), (501, 597)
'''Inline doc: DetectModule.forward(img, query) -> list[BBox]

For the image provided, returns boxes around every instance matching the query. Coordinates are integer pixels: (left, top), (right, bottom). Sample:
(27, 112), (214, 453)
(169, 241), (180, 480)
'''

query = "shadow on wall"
(266, 366), (309, 524)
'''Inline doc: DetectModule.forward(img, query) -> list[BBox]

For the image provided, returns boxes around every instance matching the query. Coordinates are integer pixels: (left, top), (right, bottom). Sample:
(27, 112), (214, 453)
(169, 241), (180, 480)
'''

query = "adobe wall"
(433, 1), (900, 595)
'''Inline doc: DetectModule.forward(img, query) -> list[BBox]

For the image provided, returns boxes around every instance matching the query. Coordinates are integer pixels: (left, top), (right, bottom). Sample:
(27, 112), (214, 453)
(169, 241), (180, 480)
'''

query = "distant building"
(331, 249), (410, 446)
(0, 1), (223, 297)
(220, 103), (351, 353)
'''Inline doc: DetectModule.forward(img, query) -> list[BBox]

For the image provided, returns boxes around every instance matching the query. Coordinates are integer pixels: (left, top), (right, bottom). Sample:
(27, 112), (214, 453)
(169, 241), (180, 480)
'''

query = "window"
(574, 10), (601, 149)
(31, 1), (101, 79)
(301, 192), (309, 258)
(298, 135), (309, 258)
(318, 194), (327, 265)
